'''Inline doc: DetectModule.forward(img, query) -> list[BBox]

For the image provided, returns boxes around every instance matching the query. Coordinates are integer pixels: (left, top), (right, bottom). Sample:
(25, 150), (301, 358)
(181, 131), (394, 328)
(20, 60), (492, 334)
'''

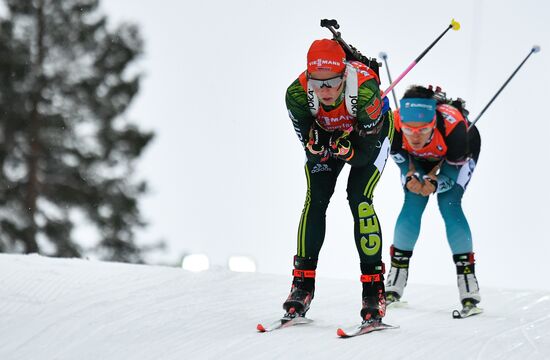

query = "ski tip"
(336, 328), (346, 337)
(256, 323), (266, 332)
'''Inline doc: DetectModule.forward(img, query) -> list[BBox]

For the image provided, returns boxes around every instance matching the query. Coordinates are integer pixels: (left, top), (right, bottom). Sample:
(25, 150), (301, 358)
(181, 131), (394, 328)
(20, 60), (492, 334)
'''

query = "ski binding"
(452, 302), (483, 319)
(337, 319), (399, 338)
(257, 310), (312, 332)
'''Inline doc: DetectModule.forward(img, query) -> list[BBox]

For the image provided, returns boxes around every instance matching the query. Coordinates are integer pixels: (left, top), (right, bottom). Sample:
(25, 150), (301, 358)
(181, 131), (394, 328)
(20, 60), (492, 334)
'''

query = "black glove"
(306, 124), (330, 162)
(329, 126), (354, 161)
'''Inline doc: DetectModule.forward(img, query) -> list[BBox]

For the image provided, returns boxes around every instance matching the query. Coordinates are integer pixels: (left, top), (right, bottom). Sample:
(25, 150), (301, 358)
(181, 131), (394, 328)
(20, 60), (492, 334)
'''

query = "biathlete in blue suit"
(385, 85), (482, 309)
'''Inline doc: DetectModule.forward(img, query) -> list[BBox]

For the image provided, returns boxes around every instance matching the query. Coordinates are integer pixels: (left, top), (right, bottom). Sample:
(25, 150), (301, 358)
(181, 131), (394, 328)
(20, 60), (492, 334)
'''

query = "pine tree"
(0, 0), (155, 263)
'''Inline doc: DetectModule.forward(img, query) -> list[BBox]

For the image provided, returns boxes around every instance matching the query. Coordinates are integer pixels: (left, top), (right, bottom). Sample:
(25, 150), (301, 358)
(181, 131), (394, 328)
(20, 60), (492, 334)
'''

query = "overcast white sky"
(99, 0), (549, 290)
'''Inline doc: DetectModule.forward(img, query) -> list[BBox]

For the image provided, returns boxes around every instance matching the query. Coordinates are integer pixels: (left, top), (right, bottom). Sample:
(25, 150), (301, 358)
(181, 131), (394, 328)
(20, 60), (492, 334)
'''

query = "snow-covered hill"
(0, 254), (549, 360)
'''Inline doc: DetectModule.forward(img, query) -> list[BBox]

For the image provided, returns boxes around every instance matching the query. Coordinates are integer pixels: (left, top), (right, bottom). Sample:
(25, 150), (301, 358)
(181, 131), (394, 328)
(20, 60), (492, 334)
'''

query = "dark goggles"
(307, 73), (344, 89)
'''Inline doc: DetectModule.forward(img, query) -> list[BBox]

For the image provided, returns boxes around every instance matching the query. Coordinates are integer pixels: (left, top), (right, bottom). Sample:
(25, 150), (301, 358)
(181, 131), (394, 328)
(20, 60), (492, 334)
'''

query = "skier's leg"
(385, 246), (413, 303)
(453, 252), (481, 305)
(386, 191), (428, 302)
(283, 158), (344, 315)
(437, 185), (472, 254)
(393, 190), (429, 251)
(295, 158), (344, 259)
(437, 159), (480, 305)
(346, 118), (392, 321)
(283, 256), (318, 315)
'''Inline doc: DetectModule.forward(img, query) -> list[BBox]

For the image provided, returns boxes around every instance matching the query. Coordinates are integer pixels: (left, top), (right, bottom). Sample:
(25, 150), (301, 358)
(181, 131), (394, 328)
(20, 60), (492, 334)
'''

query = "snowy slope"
(0, 254), (549, 360)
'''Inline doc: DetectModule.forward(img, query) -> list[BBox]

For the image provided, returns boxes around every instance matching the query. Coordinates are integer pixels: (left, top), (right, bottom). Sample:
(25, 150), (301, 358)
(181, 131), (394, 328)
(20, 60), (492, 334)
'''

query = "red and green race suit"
(285, 61), (395, 266)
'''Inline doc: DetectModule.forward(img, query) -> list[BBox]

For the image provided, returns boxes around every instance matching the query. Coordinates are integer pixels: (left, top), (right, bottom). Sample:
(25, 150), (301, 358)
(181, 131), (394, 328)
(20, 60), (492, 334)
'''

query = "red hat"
(307, 39), (346, 73)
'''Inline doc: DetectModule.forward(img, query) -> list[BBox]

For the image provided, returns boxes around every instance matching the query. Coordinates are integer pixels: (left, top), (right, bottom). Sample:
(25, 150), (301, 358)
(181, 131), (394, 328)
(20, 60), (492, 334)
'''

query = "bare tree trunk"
(23, 0), (46, 254)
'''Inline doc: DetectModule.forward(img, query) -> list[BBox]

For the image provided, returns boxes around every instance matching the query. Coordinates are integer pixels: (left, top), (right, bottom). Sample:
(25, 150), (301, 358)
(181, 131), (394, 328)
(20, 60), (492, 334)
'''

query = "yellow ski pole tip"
(451, 19), (461, 31)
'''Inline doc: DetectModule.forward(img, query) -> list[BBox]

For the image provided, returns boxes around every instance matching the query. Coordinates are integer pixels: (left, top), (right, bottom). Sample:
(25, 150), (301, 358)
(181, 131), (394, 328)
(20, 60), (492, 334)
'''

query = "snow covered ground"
(1, 254), (549, 360)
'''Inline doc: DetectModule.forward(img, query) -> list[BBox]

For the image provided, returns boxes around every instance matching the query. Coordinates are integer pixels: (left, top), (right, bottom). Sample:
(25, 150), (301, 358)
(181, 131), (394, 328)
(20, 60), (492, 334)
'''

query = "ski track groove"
(476, 314), (550, 360)
(1, 254), (550, 360)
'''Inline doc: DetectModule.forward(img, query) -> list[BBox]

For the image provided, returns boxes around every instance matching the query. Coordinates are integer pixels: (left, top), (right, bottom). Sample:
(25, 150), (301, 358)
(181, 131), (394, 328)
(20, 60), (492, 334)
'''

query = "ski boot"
(385, 246), (413, 305)
(454, 252), (481, 306)
(282, 256), (317, 317)
(360, 262), (386, 323)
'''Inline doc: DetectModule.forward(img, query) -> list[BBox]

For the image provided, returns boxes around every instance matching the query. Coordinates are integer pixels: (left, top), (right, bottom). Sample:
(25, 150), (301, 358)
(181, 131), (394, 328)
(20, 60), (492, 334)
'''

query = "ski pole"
(468, 45), (541, 131)
(378, 52), (399, 109)
(381, 19), (461, 98)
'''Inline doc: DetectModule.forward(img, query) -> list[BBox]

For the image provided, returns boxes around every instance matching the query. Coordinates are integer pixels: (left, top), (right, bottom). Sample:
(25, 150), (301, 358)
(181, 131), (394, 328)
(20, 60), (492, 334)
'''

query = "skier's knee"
(309, 192), (332, 210)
